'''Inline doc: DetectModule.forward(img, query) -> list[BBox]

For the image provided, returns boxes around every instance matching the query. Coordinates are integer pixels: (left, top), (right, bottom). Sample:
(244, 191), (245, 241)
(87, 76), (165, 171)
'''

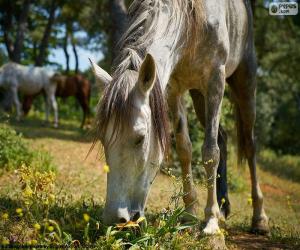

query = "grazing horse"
(0, 62), (58, 127)
(23, 74), (91, 128)
(90, 0), (269, 236)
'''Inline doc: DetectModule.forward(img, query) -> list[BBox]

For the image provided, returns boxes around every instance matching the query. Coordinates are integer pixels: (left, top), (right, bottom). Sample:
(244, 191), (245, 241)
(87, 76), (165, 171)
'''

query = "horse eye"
(135, 135), (145, 146)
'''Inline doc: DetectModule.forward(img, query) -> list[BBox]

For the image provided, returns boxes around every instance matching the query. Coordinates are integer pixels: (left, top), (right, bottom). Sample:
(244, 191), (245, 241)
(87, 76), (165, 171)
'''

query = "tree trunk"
(35, 0), (57, 66)
(71, 38), (79, 73)
(109, 0), (128, 58)
(12, 0), (32, 63)
(63, 25), (70, 74)
(2, 1), (17, 60)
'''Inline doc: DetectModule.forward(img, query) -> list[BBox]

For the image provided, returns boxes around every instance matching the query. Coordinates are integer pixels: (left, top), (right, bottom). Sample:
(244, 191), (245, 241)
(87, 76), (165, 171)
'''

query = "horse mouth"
(115, 216), (146, 229)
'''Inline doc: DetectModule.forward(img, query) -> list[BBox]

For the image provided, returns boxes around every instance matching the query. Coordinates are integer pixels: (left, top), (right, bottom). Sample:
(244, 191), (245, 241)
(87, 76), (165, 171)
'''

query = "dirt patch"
(261, 183), (288, 196)
(228, 231), (293, 250)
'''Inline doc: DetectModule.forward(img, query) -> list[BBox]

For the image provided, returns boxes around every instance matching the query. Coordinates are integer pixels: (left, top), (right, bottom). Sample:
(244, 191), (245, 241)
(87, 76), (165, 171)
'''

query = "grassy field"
(0, 114), (300, 249)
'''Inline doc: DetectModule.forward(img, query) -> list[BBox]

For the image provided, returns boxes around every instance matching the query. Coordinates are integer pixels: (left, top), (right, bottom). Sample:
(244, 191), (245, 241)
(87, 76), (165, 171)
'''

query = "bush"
(259, 150), (300, 182)
(0, 126), (32, 171)
(0, 126), (55, 174)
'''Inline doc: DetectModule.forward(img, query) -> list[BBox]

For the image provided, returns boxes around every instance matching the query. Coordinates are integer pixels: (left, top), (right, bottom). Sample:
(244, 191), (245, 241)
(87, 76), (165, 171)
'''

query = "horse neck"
(147, 3), (185, 93)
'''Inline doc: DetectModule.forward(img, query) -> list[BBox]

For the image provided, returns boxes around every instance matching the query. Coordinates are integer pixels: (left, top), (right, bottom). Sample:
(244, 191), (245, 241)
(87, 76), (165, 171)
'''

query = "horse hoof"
(220, 203), (230, 220)
(251, 216), (270, 235)
(203, 218), (220, 235)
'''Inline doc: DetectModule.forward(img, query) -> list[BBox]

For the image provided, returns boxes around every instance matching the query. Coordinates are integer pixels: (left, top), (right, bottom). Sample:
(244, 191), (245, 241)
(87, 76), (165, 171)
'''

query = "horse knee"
(51, 98), (58, 110)
(202, 144), (220, 169)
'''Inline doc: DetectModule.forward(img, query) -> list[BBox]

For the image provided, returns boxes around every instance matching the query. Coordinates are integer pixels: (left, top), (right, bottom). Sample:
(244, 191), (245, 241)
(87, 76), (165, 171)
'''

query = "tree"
(109, 0), (128, 57)
(0, 0), (32, 63)
(35, 0), (59, 66)
(254, 0), (300, 154)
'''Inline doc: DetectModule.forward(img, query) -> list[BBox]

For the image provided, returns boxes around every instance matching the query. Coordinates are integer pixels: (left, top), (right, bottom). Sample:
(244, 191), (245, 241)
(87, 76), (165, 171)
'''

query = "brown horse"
(23, 74), (91, 128)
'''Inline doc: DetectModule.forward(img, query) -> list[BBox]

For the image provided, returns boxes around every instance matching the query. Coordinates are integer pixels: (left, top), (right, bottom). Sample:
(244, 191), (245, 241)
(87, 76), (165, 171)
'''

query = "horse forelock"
(94, 0), (205, 155)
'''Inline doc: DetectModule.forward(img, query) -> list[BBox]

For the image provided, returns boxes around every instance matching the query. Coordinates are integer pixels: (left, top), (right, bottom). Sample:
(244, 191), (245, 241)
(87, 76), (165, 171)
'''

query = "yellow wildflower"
(247, 197), (253, 205)
(47, 226), (54, 232)
(34, 223), (41, 230)
(216, 229), (223, 235)
(49, 194), (56, 202)
(136, 216), (146, 224)
(221, 228), (228, 236)
(2, 238), (9, 245)
(23, 186), (33, 197)
(83, 213), (90, 222)
(204, 159), (214, 165)
(16, 208), (23, 214)
(2, 213), (9, 220)
(31, 239), (38, 245)
(159, 220), (166, 227)
(103, 164), (110, 173)
(221, 198), (226, 204)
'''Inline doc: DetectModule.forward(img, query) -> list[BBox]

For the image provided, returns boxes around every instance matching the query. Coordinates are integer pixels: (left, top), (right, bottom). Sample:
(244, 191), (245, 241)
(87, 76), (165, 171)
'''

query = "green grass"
(259, 149), (300, 183)
(0, 165), (214, 249)
(1, 116), (300, 249)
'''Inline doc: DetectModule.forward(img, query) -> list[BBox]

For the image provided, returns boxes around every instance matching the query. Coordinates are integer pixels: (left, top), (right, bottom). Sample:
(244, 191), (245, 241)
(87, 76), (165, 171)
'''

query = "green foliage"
(259, 149), (300, 183)
(0, 125), (32, 171)
(0, 126), (55, 174)
(254, 1), (300, 154)
(0, 167), (214, 249)
(227, 166), (246, 193)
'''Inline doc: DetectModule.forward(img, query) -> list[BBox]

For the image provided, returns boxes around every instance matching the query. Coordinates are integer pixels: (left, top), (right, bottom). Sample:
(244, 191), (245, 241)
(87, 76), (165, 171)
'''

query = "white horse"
(0, 62), (58, 127)
(90, 0), (269, 240)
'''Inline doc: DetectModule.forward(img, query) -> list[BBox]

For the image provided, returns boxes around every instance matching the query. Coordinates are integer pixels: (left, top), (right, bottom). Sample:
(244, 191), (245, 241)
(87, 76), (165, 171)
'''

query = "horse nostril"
(132, 211), (141, 222)
(119, 217), (128, 223)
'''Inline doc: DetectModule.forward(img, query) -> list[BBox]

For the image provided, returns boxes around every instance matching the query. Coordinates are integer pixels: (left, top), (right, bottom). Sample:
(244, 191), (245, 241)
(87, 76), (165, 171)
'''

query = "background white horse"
(0, 62), (58, 127)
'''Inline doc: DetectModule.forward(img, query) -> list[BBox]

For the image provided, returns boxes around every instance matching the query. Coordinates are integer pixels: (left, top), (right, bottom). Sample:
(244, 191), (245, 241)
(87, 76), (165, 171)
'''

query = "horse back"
(0, 63), (51, 95)
(55, 74), (90, 99)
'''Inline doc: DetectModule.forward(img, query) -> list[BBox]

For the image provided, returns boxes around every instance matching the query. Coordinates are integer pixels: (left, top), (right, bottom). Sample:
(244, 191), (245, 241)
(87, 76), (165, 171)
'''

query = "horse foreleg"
(202, 66), (225, 235)
(11, 87), (22, 121)
(168, 91), (198, 217)
(50, 95), (58, 128)
(190, 89), (230, 219)
(45, 96), (50, 124)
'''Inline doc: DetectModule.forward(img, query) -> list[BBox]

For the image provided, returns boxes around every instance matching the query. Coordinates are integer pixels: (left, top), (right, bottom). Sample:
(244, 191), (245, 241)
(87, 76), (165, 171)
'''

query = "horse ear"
(138, 53), (156, 96)
(89, 58), (112, 87)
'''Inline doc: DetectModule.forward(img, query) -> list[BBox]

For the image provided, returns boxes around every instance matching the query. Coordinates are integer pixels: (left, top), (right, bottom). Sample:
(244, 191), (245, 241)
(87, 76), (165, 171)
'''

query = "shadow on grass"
(258, 150), (300, 183)
(0, 115), (94, 142)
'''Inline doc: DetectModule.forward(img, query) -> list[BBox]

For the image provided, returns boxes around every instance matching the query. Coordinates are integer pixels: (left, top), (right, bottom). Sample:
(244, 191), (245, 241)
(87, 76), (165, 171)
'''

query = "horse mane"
(94, 0), (205, 155)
